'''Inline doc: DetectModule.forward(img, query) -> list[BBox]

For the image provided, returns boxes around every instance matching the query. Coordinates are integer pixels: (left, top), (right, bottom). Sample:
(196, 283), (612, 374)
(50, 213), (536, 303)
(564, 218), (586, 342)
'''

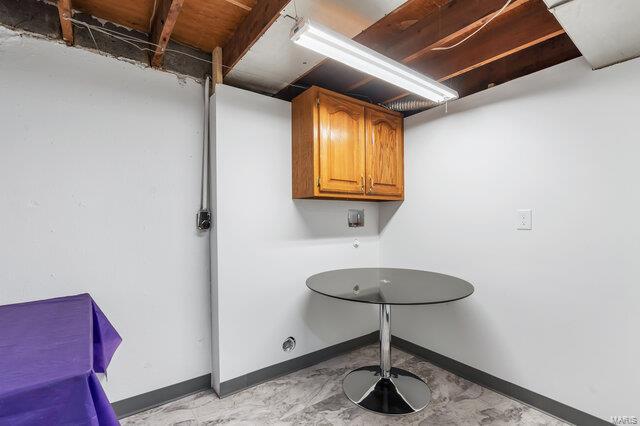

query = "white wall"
(0, 28), (211, 402)
(211, 85), (378, 388)
(4, 25), (636, 421)
(381, 57), (640, 421)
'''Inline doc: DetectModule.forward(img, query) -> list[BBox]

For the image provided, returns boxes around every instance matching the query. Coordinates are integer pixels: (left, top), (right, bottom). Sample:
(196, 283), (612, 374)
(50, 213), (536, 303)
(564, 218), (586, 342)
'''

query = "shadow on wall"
(379, 201), (402, 233)
(409, 57), (588, 127)
(292, 199), (380, 239)
(393, 291), (520, 378)
(301, 291), (376, 341)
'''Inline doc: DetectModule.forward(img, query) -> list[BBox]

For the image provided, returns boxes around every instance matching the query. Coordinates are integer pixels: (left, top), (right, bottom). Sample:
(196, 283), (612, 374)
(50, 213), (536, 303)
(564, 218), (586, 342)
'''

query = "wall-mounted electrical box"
(348, 209), (365, 227)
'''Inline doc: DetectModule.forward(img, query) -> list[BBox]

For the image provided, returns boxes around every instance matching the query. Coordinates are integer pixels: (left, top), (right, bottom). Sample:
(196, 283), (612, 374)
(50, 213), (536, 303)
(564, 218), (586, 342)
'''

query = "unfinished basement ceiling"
(0, 0), (586, 114)
(223, 0), (407, 94)
(544, 0), (640, 69)
(70, 0), (255, 52)
(275, 0), (582, 112)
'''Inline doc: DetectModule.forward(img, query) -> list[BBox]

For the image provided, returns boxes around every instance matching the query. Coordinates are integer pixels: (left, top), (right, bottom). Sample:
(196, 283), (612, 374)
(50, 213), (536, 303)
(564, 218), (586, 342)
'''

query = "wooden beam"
(346, 0), (446, 53)
(381, 0), (565, 103)
(57, 0), (73, 45)
(446, 33), (581, 101)
(223, 0), (252, 11)
(274, 0), (529, 100)
(221, 0), (291, 76)
(274, 0), (577, 108)
(346, 0), (532, 92)
(213, 46), (223, 85)
(274, 0), (444, 100)
(149, 0), (185, 68)
(395, 33), (580, 115)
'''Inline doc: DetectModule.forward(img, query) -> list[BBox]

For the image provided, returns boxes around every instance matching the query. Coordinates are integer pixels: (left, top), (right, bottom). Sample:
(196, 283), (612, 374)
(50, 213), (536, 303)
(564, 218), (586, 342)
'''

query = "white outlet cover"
(517, 209), (532, 230)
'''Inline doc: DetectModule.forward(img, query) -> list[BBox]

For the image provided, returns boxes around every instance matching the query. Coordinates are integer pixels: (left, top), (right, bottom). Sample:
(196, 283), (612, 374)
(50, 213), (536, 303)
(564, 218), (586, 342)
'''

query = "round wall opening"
(282, 336), (296, 352)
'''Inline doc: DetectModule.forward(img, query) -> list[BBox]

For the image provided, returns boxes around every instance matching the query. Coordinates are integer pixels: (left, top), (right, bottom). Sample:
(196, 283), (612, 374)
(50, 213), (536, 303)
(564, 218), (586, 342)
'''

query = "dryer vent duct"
(383, 97), (438, 112)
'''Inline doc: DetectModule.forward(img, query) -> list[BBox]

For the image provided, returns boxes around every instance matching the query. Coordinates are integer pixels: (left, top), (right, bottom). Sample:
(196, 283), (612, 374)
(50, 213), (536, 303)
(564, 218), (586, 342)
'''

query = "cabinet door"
(366, 109), (404, 197)
(318, 93), (365, 194)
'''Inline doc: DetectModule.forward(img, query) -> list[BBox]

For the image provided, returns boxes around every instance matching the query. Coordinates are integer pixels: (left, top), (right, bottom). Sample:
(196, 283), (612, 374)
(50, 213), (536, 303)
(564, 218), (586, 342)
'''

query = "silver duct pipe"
(383, 98), (438, 112)
(196, 76), (211, 230)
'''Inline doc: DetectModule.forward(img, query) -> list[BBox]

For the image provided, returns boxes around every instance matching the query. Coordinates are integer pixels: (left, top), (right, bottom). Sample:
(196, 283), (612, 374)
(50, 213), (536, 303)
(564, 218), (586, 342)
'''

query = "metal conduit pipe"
(196, 76), (211, 231)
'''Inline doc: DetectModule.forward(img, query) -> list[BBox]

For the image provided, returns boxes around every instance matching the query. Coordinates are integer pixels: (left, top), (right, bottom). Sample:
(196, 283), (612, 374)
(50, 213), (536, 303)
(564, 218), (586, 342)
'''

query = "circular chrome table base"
(306, 269), (474, 416)
(343, 366), (431, 415)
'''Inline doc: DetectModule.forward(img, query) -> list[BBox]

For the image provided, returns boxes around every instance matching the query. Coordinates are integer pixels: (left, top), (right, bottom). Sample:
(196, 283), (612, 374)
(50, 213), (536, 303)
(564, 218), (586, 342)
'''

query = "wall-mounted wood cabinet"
(292, 86), (404, 201)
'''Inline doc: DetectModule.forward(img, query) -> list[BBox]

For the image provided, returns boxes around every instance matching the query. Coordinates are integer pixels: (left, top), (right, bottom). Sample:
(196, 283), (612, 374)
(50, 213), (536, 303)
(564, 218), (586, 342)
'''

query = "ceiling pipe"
(383, 98), (438, 112)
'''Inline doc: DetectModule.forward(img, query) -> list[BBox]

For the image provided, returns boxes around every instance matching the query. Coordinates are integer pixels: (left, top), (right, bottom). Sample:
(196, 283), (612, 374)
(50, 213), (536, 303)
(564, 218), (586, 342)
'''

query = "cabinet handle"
(369, 176), (373, 193)
(360, 175), (364, 193)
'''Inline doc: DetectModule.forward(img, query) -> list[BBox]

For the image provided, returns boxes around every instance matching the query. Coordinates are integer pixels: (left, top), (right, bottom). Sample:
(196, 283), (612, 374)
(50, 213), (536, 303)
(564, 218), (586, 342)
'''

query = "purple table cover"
(0, 294), (122, 425)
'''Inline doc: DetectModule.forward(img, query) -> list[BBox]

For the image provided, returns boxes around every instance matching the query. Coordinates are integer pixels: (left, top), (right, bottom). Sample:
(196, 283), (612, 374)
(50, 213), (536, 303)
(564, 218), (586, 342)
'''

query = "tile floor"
(122, 344), (568, 425)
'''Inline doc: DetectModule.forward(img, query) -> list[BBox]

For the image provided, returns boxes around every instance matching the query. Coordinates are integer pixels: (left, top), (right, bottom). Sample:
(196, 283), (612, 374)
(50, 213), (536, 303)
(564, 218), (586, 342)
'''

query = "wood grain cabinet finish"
(366, 108), (404, 197)
(292, 86), (404, 201)
(318, 92), (366, 195)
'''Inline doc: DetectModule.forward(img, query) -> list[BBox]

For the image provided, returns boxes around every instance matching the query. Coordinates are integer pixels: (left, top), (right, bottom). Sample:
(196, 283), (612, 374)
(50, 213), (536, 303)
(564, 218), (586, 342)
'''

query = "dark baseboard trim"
(112, 331), (378, 419)
(112, 374), (211, 419)
(391, 336), (609, 426)
(219, 331), (379, 397)
(114, 333), (606, 424)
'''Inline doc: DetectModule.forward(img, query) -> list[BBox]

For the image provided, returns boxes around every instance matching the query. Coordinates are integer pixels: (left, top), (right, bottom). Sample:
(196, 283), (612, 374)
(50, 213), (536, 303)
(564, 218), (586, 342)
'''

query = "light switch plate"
(517, 209), (532, 230)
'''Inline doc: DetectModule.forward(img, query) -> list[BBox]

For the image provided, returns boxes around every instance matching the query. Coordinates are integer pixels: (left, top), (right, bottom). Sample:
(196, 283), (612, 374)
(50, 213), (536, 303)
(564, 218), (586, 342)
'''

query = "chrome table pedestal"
(343, 304), (430, 415)
(305, 268), (474, 416)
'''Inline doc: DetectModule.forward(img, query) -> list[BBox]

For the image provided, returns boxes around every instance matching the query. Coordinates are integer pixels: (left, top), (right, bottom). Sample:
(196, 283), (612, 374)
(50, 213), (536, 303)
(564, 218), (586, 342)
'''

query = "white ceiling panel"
(225, 0), (406, 94)
(545, 0), (640, 69)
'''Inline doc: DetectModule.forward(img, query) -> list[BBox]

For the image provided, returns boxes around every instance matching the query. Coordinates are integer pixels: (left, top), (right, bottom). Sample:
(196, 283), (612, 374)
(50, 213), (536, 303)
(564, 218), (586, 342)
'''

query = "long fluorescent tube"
(290, 19), (458, 103)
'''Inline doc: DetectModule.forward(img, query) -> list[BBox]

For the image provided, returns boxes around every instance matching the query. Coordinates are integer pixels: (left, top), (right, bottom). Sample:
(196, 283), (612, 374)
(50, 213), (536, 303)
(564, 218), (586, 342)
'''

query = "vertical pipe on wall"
(196, 76), (211, 230)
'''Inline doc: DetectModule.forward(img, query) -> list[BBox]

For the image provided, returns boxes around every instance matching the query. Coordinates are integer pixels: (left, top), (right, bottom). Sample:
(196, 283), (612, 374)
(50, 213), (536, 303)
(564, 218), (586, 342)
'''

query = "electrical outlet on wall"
(517, 209), (532, 230)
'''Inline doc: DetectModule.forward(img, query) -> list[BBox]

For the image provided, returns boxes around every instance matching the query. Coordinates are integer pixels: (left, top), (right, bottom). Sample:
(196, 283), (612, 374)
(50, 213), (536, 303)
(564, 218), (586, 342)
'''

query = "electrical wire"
(432, 0), (512, 51)
(148, 0), (158, 30)
(65, 16), (311, 91)
(69, 17), (212, 64)
(78, 20), (99, 51)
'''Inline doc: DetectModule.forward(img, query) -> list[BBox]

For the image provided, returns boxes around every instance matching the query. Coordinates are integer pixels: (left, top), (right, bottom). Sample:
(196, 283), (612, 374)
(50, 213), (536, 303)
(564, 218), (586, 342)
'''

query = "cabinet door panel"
(318, 93), (365, 194)
(366, 109), (403, 196)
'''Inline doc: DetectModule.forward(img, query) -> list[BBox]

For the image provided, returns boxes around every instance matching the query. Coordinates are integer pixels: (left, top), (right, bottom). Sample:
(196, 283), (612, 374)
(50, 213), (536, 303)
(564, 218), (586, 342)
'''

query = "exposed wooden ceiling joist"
(221, 0), (291, 76)
(149, 0), (185, 68)
(213, 46), (223, 85)
(71, 0), (154, 33)
(274, 0), (451, 99)
(347, 0), (530, 92)
(445, 33), (580, 102)
(57, 0), (73, 45)
(276, 0), (576, 115)
(3, 0), (580, 109)
(222, 0), (253, 12)
(381, 0), (566, 103)
(343, 0), (448, 54)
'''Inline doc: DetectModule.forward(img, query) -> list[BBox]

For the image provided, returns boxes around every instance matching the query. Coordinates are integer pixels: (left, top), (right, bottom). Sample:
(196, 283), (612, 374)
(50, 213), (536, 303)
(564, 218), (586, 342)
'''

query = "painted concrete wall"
(3, 24), (637, 421)
(211, 85), (378, 387)
(380, 57), (640, 421)
(0, 28), (211, 402)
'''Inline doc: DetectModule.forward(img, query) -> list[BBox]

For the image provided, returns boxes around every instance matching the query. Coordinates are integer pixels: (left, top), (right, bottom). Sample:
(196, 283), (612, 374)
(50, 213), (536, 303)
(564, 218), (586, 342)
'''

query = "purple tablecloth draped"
(0, 294), (122, 425)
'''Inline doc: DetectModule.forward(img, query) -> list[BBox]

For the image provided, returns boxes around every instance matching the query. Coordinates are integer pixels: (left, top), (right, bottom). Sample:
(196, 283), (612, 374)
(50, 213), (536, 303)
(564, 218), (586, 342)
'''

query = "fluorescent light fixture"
(290, 19), (458, 103)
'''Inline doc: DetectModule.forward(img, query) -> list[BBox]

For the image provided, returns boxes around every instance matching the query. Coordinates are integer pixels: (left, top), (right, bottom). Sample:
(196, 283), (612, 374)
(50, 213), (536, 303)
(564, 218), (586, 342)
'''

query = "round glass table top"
(306, 268), (474, 305)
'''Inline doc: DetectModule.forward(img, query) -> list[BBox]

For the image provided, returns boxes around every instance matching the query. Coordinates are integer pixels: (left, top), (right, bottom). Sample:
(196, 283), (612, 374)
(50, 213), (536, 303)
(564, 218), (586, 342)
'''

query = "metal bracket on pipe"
(196, 209), (211, 230)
